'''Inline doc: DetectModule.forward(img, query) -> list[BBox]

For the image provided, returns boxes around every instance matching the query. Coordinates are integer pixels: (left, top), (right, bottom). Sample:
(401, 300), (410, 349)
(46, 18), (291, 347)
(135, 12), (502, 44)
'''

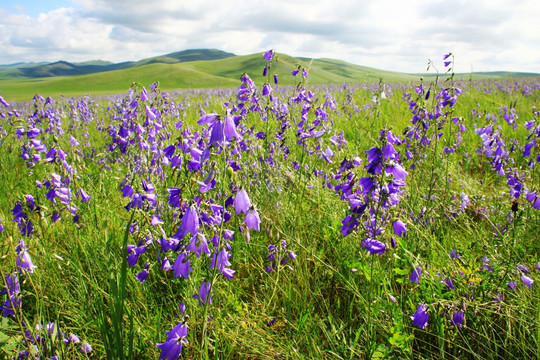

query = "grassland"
(0, 53), (539, 359)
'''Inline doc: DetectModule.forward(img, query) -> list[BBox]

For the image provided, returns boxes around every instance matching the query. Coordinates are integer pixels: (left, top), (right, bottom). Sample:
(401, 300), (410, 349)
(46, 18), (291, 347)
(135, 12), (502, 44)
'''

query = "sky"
(1, 0), (539, 74)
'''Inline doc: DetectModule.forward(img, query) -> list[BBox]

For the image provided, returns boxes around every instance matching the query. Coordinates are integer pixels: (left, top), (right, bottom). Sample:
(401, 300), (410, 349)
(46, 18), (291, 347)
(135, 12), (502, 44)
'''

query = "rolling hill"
(0, 49), (538, 101)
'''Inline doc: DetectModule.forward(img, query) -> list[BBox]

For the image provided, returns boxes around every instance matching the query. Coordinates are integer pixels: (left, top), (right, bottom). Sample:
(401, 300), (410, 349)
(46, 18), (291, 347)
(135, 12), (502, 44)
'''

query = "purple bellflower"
(157, 322), (188, 360)
(411, 303), (429, 329)
(410, 267), (421, 284)
(235, 189), (251, 215)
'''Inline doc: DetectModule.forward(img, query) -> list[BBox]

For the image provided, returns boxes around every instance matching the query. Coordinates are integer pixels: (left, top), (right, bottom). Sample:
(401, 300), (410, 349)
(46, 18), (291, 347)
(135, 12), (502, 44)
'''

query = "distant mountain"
(0, 49), (237, 79)
(0, 62), (48, 69)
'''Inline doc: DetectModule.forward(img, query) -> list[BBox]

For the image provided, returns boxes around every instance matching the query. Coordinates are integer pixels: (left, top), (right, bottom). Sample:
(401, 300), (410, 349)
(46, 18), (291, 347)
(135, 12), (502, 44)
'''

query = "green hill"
(1, 50), (538, 101)
(0, 53), (421, 101)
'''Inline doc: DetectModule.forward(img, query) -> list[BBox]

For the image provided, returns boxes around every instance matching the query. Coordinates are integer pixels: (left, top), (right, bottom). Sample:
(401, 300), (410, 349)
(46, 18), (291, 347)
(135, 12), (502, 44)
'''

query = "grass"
(0, 55), (539, 359)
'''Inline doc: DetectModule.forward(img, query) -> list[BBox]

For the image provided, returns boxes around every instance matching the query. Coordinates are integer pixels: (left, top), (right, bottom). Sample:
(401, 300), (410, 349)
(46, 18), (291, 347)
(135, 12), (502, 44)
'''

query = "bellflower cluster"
(338, 129), (408, 254)
(265, 239), (297, 273)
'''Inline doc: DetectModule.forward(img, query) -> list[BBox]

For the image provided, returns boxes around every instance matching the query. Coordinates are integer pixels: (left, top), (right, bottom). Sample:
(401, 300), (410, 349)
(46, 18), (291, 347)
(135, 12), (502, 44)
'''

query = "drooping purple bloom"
(210, 247), (236, 279)
(409, 267), (421, 284)
(526, 192), (540, 209)
(173, 252), (193, 279)
(145, 105), (157, 120)
(392, 219), (407, 237)
(224, 112), (239, 141)
(451, 311), (464, 327)
(80, 342), (92, 354)
(244, 209), (261, 231)
(507, 281), (517, 291)
(262, 83), (272, 96)
(411, 304), (429, 329)
(79, 188), (91, 202)
(521, 275), (534, 289)
(157, 322), (188, 360)
(263, 49), (274, 61)
(16, 240), (36, 273)
(167, 188), (182, 208)
(209, 120), (224, 146)
(136, 269), (149, 283)
(193, 282), (213, 306)
(69, 136), (79, 147)
(176, 205), (199, 239)
(235, 189), (251, 215)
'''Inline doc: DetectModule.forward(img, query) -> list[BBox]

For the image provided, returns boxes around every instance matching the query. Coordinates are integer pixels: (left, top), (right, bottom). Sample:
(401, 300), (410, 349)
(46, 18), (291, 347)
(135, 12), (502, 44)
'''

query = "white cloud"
(0, 0), (539, 73)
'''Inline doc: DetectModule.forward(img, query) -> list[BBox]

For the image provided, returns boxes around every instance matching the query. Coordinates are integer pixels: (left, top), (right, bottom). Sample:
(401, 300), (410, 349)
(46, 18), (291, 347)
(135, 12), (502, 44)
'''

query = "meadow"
(0, 51), (539, 359)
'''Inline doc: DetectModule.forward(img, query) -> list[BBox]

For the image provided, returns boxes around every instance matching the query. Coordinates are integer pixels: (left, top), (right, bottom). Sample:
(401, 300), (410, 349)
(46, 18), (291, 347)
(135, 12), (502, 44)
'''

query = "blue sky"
(9, 0), (77, 17)
(1, 0), (539, 73)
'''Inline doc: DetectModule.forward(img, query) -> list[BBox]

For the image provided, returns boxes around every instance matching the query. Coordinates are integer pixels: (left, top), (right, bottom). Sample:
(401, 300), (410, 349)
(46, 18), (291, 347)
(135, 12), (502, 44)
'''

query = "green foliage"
(0, 67), (538, 360)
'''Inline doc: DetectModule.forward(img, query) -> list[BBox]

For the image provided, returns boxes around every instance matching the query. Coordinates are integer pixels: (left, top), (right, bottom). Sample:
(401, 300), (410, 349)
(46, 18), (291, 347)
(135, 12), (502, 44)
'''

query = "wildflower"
(224, 111), (239, 141)
(411, 304), (429, 329)
(80, 342), (92, 354)
(244, 209), (261, 231)
(521, 275), (534, 289)
(507, 281), (517, 291)
(451, 311), (464, 327)
(175, 205), (199, 239)
(235, 189), (251, 215)
(392, 219), (407, 237)
(409, 267), (421, 284)
(79, 188), (91, 202)
(173, 252), (192, 279)
(157, 322), (188, 360)
(210, 246), (236, 279)
(193, 282), (213, 306)
(362, 239), (386, 255)
(263, 49), (274, 61)
(16, 240), (37, 273)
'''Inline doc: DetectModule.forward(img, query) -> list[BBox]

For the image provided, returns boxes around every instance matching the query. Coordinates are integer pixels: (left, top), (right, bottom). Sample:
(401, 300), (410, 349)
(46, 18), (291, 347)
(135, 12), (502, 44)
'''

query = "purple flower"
(210, 247), (236, 279)
(411, 304), (429, 329)
(262, 83), (272, 96)
(136, 269), (149, 283)
(521, 275), (534, 289)
(80, 342), (92, 354)
(173, 252), (193, 279)
(235, 189), (251, 215)
(451, 311), (464, 327)
(362, 239), (386, 255)
(16, 240), (36, 273)
(79, 188), (91, 202)
(157, 323), (188, 360)
(224, 112), (239, 141)
(507, 281), (517, 291)
(176, 205), (199, 239)
(145, 105), (157, 120)
(526, 192), (540, 209)
(409, 267), (421, 284)
(69, 136), (79, 147)
(193, 282), (213, 306)
(244, 209), (261, 231)
(263, 49), (274, 61)
(392, 219), (407, 237)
